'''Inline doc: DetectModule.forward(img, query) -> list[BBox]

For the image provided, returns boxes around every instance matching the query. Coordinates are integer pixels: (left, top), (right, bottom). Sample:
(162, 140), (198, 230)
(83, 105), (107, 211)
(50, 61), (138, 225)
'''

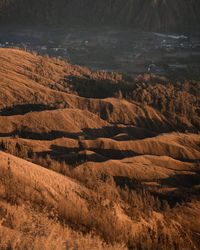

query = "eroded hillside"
(0, 48), (199, 249)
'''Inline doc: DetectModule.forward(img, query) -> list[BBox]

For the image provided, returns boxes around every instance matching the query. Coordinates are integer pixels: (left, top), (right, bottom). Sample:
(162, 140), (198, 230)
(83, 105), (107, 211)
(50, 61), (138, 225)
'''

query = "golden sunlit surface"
(0, 2), (199, 249)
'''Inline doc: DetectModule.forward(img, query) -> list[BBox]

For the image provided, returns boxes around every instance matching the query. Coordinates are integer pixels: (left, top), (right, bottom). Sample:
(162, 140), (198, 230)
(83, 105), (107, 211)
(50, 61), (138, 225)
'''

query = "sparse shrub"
(0, 158), (24, 204)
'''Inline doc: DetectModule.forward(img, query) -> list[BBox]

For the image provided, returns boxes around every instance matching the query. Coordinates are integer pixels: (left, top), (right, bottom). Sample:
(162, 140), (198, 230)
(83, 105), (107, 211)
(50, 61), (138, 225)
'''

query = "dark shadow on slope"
(0, 130), (83, 140)
(86, 147), (140, 159)
(176, 158), (200, 164)
(0, 104), (56, 116)
(114, 175), (200, 207)
(114, 176), (142, 189)
(159, 173), (200, 188)
(82, 126), (158, 140)
(51, 144), (106, 160)
(133, 113), (174, 133)
(153, 188), (200, 208)
(0, 124), (158, 141)
(64, 75), (119, 99)
(35, 149), (108, 165)
(34, 143), (140, 165)
(34, 150), (81, 165)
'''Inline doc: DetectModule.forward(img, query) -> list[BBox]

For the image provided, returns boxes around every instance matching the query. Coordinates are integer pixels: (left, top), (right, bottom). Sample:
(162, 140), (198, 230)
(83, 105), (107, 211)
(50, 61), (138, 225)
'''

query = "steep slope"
(0, 151), (89, 206)
(0, 48), (200, 249)
(1, 48), (199, 132)
(0, 48), (173, 132)
(1, 151), (200, 250)
(1, 132), (199, 167)
(0, 108), (110, 137)
(0, 202), (124, 250)
(84, 133), (200, 161)
(76, 155), (199, 181)
(0, 151), (128, 250)
(0, 0), (199, 31)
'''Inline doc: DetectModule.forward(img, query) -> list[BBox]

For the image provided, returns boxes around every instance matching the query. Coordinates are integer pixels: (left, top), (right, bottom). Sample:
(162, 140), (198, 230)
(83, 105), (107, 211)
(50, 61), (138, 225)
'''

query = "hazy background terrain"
(0, 26), (200, 76)
(1, 0), (200, 31)
(1, 0), (200, 77)
(0, 1), (199, 250)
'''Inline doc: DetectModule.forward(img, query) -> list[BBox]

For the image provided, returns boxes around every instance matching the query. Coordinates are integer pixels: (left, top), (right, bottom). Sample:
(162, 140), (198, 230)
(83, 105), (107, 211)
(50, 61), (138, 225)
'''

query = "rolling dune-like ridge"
(0, 48), (199, 249)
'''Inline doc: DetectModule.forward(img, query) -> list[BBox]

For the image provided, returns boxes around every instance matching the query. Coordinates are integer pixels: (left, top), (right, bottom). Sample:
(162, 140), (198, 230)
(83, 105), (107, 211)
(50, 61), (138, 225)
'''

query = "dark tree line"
(59, 72), (200, 132)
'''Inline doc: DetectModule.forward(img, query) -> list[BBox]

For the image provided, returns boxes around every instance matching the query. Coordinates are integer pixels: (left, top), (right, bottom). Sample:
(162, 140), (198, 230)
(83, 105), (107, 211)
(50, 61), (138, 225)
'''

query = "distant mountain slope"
(0, 0), (200, 31)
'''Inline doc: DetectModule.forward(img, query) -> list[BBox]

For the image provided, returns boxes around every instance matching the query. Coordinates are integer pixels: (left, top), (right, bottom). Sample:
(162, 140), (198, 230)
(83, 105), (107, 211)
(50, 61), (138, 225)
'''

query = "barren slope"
(76, 155), (199, 182)
(84, 133), (200, 161)
(0, 151), (88, 207)
(0, 48), (199, 249)
(0, 108), (110, 137)
(0, 48), (172, 132)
